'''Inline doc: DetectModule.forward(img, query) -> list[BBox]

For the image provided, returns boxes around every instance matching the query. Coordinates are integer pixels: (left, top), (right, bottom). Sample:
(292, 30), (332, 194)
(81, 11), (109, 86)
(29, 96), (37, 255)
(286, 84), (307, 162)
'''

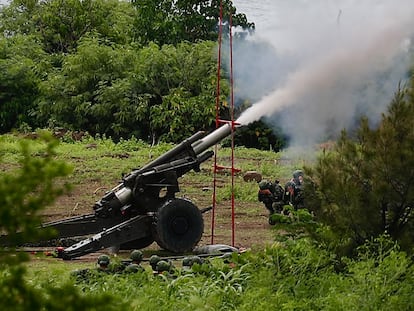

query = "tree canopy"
(37, 39), (223, 141)
(0, 0), (255, 143)
(131, 0), (254, 45)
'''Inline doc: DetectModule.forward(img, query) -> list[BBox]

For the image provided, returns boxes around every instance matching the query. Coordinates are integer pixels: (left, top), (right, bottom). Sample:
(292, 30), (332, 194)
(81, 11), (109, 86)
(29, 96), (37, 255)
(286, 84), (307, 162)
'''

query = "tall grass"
(21, 235), (413, 311)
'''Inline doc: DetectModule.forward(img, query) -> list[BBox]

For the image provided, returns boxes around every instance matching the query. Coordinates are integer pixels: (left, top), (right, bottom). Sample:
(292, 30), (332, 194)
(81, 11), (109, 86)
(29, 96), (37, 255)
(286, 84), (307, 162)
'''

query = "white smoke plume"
(232, 0), (414, 147)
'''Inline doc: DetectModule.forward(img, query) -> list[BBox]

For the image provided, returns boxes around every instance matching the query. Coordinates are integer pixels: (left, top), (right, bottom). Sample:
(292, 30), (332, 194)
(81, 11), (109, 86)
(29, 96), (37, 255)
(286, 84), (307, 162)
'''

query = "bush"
(305, 83), (414, 255)
(0, 132), (122, 311)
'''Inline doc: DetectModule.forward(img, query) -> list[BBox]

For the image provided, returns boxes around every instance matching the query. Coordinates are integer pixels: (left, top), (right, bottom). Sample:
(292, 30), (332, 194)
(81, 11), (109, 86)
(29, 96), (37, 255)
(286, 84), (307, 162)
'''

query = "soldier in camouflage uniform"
(70, 254), (111, 281)
(96, 254), (111, 272)
(182, 255), (204, 273)
(258, 170), (306, 224)
(149, 254), (161, 272)
(284, 170), (305, 210)
(258, 179), (285, 224)
(125, 250), (145, 273)
(154, 259), (176, 278)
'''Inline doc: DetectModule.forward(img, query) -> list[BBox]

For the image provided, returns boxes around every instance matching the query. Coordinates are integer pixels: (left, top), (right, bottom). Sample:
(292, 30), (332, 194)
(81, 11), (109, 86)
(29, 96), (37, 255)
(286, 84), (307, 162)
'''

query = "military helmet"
(130, 250), (143, 262)
(125, 263), (142, 273)
(182, 256), (192, 267)
(285, 180), (296, 194)
(191, 256), (203, 265)
(292, 170), (304, 179)
(156, 260), (171, 272)
(97, 254), (110, 266)
(149, 255), (161, 269)
(258, 180), (270, 190)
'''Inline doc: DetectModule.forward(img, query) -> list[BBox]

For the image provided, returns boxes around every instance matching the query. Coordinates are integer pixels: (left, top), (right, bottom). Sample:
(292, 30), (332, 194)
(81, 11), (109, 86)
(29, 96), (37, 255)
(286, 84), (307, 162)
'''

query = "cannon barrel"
(127, 123), (234, 180)
(93, 124), (235, 218)
(191, 123), (233, 155)
(138, 130), (206, 173)
(141, 123), (234, 172)
(16, 123), (239, 259)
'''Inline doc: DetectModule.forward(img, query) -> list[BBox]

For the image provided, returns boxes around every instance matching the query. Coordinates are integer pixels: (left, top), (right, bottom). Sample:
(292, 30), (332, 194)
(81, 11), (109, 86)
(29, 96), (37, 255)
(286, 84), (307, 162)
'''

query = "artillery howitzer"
(33, 124), (234, 259)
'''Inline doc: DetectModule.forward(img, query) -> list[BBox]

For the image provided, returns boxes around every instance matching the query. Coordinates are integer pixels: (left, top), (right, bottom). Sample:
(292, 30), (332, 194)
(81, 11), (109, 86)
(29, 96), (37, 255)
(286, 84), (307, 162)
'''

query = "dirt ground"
(39, 178), (275, 262)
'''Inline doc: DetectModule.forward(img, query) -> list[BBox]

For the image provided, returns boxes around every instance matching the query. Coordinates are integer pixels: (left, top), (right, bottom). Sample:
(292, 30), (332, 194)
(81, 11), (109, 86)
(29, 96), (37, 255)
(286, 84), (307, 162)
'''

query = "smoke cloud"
(232, 0), (414, 147)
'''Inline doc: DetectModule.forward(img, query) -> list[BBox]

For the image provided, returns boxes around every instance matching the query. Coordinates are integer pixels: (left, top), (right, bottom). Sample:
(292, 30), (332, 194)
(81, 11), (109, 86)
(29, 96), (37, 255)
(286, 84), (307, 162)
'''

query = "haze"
(232, 0), (414, 147)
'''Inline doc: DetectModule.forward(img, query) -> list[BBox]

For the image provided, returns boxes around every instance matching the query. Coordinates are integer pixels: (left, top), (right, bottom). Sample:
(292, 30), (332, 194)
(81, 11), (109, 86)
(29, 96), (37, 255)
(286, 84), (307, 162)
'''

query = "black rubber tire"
(120, 235), (154, 250)
(154, 198), (204, 253)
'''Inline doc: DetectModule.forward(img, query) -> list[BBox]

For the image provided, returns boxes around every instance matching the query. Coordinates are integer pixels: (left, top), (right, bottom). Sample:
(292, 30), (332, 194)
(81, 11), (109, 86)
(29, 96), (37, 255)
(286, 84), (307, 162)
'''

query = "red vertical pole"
(229, 12), (236, 247)
(211, 0), (224, 245)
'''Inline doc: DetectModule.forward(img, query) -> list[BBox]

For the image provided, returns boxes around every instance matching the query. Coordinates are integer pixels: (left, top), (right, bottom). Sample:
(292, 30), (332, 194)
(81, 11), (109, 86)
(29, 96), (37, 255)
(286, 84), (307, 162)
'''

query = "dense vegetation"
(1, 0), (413, 309)
(1, 79), (414, 309)
(0, 0), (285, 150)
(0, 0), (260, 143)
(305, 81), (414, 256)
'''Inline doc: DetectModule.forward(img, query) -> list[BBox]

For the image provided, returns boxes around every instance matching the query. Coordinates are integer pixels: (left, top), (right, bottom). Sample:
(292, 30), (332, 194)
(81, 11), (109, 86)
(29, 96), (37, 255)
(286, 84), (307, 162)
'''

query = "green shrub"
(0, 132), (123, 311)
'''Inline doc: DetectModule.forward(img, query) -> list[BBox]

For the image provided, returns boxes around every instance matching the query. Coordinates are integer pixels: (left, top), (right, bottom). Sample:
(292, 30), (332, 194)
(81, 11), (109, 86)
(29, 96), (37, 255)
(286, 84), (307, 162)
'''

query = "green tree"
(0, 35), (49, 133)
(305, 83), (414, 254)
(36, 0), (136, 53)
(131, 0), (255, 46)
(0, 132), (72, 261)
(0, 132), (123, 311)
(1, 0), (136, 53)
(38, 40), (222, 142)
(1, 0), (252, 143)
(37, 37), (136, 134)
(0, 0), (40, 37)
(137, 41), (222, 142)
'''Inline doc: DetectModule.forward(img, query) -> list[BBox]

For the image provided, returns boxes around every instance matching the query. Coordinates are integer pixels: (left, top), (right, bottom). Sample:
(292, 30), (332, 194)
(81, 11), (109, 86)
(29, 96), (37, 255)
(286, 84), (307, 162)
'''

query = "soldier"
(70, 267), (91, 282)
(124, 263), (144, 274)
(96, 254), (111, 272)
(149, 254), (161, 272)
(130, 250), (144, 264)
(71, 254), (111, 281)
(125, 250), (145, 273)
(191, 255), (203, 266)
(258, 179), (285, 224)
(182, 255), (203, 273)
(285, 170), (305, 210)
(154, 259), (176, 277)
(182, 256), (193, 272)
(155, 260), (171, 274)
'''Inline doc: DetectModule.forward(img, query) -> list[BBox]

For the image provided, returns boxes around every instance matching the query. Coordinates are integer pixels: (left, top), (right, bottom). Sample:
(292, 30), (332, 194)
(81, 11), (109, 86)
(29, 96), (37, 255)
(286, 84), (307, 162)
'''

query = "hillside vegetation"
(1, 1), (414, 309)
(1, 112), (414, 310)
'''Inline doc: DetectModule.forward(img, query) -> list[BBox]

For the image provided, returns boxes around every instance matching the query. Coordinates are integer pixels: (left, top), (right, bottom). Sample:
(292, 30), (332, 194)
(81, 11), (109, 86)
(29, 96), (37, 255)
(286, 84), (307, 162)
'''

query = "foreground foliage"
(0, 132), (72, 262)
(19, 235), (413, 311)
(238, 236), (413, 311)
(1, 133), (413, 310)
(0, 133), (123, 310)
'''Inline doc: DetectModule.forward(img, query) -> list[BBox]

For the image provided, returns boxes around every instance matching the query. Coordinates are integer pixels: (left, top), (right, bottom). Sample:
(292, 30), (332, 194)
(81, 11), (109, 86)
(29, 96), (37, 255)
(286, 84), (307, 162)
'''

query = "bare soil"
(40, 176), (275, 262)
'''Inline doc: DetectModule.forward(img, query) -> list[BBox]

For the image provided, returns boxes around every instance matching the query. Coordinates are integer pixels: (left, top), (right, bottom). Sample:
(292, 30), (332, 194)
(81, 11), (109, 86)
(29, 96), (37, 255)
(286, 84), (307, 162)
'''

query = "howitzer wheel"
(153, 198), (203, 253)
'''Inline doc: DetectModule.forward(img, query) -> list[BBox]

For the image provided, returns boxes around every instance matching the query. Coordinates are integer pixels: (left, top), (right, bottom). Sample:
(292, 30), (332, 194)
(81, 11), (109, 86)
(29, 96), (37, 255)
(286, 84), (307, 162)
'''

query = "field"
(1, 132), (311, 261)
(2, 132), (414, 311)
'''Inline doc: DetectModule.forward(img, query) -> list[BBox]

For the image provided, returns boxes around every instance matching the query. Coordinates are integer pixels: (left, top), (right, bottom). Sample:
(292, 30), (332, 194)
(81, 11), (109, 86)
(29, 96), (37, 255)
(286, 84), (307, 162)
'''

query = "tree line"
(1, 0), (262, 144)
